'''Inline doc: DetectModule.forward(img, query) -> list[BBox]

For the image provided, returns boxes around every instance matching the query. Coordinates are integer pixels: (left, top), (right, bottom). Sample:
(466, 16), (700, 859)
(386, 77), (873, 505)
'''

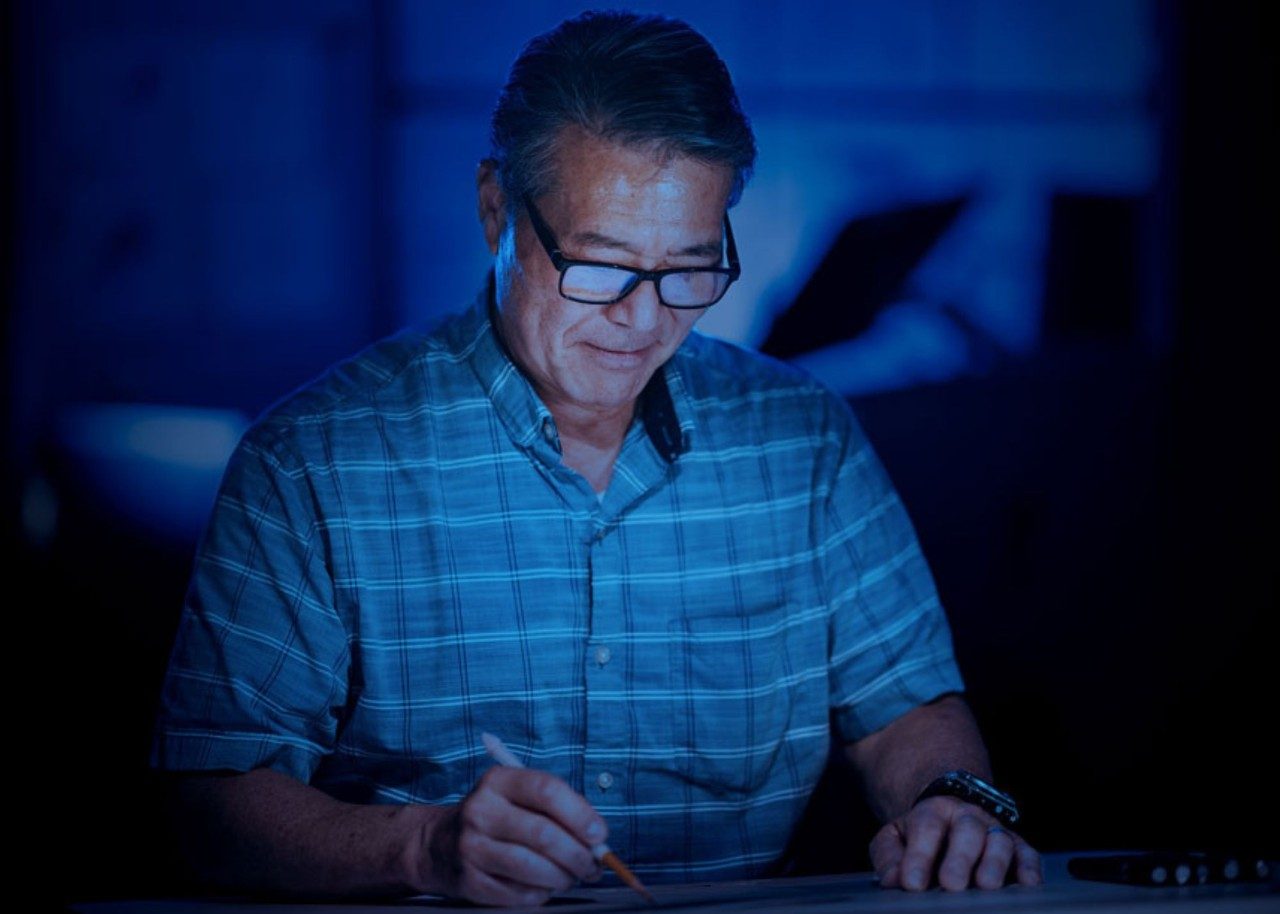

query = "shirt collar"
(460, 270), (695, 462)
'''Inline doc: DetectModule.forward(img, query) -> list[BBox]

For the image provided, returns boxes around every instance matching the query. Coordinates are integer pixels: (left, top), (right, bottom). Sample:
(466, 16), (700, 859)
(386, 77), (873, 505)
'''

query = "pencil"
(480, 732), (657, 904)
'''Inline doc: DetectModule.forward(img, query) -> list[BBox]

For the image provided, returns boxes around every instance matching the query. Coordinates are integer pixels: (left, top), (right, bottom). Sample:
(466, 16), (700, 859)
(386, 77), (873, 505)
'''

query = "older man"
(151, 10), (1041, 906)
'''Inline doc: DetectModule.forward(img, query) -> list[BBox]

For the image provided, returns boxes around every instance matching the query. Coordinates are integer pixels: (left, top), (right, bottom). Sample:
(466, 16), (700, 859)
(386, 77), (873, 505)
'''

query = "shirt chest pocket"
(666, 602), (808, 796)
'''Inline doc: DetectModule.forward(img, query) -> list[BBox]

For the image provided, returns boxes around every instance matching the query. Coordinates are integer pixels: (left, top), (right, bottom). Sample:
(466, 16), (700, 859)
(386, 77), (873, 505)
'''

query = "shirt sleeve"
(149, 425), (350, 783)
(818, 394), (965, 743)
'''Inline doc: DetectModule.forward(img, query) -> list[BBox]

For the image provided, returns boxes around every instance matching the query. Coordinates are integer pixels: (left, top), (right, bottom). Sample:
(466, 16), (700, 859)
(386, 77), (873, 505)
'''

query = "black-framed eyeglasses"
(522, 195), (740, 309)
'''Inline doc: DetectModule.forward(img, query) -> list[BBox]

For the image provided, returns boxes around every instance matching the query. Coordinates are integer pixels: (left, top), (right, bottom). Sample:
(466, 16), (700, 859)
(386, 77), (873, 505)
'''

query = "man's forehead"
(547, 128), (730, 200)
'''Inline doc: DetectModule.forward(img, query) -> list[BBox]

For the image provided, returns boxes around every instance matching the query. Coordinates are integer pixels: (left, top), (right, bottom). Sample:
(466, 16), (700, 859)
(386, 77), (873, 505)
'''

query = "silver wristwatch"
(913, 769), (1021, 828)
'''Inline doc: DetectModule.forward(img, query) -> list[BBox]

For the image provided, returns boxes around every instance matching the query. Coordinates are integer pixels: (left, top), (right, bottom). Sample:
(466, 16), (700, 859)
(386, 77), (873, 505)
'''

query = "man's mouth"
(583, 341), (656, 367)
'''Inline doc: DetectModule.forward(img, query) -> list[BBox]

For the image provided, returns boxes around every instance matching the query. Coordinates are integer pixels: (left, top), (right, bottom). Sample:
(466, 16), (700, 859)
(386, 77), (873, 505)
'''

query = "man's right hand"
(424, 766), (608, 906)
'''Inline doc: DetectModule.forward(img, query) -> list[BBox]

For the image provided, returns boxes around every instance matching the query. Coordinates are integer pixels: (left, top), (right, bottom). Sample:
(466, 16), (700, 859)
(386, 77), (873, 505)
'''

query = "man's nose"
(605, 278), (663, 332)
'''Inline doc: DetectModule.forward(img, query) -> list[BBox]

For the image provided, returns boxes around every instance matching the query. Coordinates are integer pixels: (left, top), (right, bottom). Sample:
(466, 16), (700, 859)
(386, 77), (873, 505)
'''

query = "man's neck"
(544, 397), (634, 494)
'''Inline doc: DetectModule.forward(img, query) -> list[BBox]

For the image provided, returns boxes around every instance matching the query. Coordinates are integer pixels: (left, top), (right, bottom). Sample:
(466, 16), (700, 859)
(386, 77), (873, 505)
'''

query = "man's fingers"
(463, 828), (582, 893)
(483, 767), (608, 848)
(456, 863), (553, 908)
(897, 803), (948, 891)
(462, 779), (600, 883)
(486, 797), (601, 882)
(1014, 838), (1044, 886)
(935, 813), (990, 891)
(869, 822), (906, 886)
(972, 827), (1016, 889)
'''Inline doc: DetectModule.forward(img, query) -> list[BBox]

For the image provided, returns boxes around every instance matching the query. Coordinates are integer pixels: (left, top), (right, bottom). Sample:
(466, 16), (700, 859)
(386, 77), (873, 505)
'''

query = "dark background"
(3, 0), (1274, 905)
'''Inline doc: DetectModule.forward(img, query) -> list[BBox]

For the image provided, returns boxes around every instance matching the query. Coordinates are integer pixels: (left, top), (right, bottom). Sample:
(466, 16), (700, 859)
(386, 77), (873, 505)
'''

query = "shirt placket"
(584, 514), (629, 853)
(580, 416), (683, 867)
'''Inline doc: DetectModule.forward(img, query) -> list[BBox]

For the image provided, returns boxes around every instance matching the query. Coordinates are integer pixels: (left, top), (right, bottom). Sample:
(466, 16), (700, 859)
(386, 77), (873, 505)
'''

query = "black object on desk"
(1068, 851), (1273, 886)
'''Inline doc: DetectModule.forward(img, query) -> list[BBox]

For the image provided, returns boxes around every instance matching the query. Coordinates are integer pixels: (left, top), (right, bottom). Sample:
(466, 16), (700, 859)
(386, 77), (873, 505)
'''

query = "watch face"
(957, 772), (1015, 805)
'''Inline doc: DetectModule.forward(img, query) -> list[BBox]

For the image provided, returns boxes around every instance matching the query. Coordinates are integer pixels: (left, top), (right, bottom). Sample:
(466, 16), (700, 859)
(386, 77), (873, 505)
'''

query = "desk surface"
(69, 852), (1278, 914)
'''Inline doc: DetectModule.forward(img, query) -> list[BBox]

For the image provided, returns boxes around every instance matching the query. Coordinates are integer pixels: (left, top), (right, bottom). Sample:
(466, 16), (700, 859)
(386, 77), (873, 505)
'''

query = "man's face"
(489, 130), (733, 421)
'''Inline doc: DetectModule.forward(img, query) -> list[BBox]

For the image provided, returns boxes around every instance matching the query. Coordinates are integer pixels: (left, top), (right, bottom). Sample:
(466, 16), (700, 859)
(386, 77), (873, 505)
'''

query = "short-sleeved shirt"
(150, 284), (964, 883)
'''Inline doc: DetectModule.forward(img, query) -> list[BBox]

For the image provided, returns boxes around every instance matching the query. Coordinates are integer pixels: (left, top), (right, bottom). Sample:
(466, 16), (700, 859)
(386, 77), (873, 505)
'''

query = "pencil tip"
(599, 851), (656, 905)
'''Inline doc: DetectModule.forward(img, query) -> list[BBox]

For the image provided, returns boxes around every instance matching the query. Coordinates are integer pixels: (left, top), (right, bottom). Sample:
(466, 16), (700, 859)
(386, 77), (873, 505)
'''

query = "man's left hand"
(869, 795), (1043, 891)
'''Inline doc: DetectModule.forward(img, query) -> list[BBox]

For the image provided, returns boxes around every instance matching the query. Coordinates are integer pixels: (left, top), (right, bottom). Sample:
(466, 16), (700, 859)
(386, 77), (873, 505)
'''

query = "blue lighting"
(55, 404), (250, 543)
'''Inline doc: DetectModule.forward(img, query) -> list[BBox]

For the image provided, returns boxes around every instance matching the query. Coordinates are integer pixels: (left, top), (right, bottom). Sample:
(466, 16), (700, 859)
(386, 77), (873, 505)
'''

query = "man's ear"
(476, 159), (507, 255)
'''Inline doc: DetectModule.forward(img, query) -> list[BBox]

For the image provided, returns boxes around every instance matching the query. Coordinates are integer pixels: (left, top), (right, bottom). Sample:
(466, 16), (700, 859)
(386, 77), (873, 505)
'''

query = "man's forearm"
(841, 693), (993, 823)
(161, 767), (448, 897)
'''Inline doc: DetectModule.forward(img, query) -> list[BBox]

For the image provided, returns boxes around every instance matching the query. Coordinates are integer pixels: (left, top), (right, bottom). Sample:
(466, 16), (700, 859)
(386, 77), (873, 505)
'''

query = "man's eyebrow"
(567, 230), (722, 259)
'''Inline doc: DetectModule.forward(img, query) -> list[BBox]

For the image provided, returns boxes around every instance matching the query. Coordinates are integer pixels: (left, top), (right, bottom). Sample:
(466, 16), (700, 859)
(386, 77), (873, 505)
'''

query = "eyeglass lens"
(561, 264), (729, 307)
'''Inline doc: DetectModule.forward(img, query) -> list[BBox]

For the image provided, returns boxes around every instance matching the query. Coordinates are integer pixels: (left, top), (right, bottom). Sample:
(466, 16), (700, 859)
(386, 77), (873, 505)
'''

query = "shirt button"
(594, 645), (612, 666)
(541, 418), (555, 442)
(596, 771), (614, 791)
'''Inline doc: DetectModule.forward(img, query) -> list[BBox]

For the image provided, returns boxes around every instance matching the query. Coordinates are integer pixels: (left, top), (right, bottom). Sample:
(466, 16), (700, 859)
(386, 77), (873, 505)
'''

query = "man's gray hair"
(489, 10), (757, 214)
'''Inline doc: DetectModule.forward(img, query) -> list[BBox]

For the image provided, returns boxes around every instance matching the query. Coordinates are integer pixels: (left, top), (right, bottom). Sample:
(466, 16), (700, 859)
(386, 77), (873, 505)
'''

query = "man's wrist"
(412, 804), (463, 897)
(912, 769), (1020, 828)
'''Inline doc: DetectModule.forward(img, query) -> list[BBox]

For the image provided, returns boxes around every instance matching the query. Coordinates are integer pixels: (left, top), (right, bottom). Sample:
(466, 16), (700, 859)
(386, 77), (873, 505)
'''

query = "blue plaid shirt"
(151, 285), (964, 883)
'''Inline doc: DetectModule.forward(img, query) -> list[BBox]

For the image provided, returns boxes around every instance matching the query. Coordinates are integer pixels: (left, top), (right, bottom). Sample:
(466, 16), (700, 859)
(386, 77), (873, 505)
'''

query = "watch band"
(914, 769), (1021, 828)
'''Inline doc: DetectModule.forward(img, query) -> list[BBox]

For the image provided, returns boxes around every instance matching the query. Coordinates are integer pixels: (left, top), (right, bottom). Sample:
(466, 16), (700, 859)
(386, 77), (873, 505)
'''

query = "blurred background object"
(4, 0), (1274, 903)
